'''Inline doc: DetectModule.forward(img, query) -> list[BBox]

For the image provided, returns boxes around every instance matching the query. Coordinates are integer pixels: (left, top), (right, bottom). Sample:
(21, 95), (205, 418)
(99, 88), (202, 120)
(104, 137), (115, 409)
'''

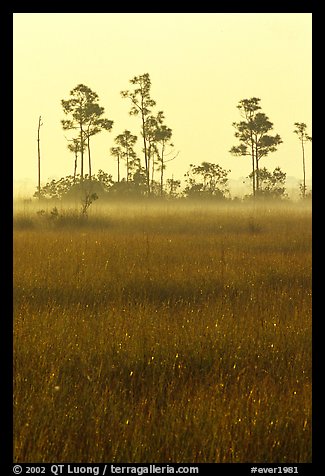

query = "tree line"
(35, 73), (312, 201)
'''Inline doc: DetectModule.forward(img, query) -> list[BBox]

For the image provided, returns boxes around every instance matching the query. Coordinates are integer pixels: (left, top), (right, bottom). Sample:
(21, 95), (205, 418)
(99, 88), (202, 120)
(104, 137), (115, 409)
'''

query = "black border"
(8, 5), (317, 474)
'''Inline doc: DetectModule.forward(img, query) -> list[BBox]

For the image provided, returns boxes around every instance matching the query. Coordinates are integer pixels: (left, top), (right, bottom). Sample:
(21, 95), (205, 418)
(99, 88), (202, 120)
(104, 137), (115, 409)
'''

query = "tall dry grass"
(13, 201), (312, 463)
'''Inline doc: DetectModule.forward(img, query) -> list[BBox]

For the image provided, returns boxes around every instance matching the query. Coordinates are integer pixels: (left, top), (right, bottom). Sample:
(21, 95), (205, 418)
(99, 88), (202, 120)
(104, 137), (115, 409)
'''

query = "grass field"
(13, 200), (312, 463)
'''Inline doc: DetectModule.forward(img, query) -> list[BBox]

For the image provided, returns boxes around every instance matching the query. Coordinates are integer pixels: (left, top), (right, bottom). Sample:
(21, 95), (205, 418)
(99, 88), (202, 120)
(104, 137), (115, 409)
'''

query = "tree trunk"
(302, 139), (306, 199)
(160, 145), (165, 197)
(87, 133), (92, 180)
(250, 137), (255, 197)
(255, 141), (259, 193)
(37, 116), (42, 199)
(80, 124), (84, 182)
(151, 148), (155, 187)
(141, 112), (150, 195)
(73, 151), (77, 184)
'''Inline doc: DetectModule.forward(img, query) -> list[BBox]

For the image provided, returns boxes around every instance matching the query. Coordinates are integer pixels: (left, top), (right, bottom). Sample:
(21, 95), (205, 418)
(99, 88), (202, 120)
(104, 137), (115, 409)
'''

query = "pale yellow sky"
(13, 13), (312, 195)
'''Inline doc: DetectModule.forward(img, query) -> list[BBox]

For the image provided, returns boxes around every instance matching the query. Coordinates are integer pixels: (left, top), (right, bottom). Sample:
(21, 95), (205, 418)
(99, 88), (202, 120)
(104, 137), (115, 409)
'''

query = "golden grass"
(13, 201), (312, 463)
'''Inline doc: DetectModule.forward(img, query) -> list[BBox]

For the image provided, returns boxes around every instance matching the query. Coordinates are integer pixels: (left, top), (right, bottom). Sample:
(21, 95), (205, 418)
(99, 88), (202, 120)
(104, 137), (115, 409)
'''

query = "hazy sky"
(13, 13), (312, 195)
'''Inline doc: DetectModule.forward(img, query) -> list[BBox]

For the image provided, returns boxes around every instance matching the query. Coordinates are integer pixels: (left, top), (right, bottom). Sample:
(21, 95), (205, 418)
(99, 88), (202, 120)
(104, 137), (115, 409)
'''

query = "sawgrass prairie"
(13, 200), (312, 463)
